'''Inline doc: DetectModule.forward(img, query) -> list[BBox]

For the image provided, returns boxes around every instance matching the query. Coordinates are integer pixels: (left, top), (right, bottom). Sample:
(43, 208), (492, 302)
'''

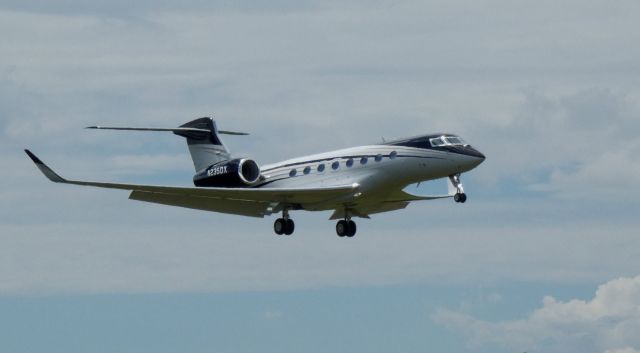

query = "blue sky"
(0, 283), (597, 353)
(1, 1), (640, 352)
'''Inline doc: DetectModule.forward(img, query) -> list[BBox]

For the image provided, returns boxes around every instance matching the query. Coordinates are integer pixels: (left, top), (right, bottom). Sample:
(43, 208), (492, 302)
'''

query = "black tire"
(274, 218), (285, 235)
(454, 193), (461, 203)
(460, 193), (467, 203)
(284, 219), (295, 235)
(336, 220), (347, 237)
(346, 220), (356, 237)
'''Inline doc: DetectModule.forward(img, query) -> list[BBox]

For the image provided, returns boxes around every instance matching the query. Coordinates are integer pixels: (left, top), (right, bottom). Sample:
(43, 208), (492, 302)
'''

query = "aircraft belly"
(328, 202), (410, 220)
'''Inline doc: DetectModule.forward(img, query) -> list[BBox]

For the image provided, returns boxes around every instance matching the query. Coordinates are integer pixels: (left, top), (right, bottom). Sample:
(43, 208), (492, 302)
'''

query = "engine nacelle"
(193, 158), (261, 187)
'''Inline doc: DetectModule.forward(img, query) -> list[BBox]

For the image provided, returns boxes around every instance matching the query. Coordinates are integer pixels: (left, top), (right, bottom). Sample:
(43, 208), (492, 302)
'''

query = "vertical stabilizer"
(173, 117), (231, 172)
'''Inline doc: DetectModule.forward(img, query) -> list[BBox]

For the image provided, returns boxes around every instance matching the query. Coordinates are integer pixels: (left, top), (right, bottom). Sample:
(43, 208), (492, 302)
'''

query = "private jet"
(25, 117), (485, 237)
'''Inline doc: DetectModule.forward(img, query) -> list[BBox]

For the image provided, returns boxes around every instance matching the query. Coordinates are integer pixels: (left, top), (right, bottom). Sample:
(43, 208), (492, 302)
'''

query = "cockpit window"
(429, 137), (445, 147)
(444, 136), (466, 145)
(430, 135), (467, 147)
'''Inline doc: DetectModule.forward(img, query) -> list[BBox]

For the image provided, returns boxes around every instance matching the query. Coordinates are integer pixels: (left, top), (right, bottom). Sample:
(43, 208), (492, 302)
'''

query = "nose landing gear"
(449, 174), (467, 203)
(453, 193), (467, 203)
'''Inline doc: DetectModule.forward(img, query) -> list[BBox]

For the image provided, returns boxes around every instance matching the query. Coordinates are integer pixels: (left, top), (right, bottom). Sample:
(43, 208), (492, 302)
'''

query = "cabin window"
(289, 169), (297, 177)
(317, 163), (325, 172)
(375, 154), (383, 162)
(360, 157), (368, 165)
(346, 158), (354, 167)
(303, 166), (311, 175)
(389, 151), (397, 159)
(332, 161), (340, 170)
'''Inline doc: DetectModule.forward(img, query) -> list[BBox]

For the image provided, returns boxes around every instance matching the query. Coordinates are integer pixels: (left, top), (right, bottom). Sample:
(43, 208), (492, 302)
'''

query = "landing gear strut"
(449, 174), (467, 203)
(336, 210), (357, 237)
(274, 209), (295, 235)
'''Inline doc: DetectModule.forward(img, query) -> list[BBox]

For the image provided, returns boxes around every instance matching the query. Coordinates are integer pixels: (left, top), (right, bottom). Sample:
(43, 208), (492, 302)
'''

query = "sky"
(1, 0), (639, 352)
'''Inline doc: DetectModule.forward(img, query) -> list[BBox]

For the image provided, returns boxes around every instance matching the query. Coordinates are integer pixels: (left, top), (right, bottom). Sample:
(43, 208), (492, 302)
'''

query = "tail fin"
(86, 117), (248, 172)
(173, 117), (231, 172)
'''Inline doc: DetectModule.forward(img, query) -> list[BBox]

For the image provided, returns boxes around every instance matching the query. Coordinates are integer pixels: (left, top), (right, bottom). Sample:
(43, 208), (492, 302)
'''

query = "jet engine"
(193, 158), (261, 187)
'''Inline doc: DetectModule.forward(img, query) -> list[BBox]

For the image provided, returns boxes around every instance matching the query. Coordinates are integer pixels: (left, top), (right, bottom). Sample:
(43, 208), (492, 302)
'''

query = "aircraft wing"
(25, 150), (360, 218)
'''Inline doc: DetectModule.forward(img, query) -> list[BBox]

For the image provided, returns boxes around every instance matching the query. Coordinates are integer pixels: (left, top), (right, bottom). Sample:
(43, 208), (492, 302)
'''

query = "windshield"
(430, 135), (467, 147)
(430, 137), (445, 146)
(445, 136), (466, 145)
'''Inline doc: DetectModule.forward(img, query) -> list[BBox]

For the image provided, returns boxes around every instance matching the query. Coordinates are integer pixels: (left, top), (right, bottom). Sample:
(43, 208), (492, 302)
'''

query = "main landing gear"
(272, 208), (357, 237)
(336, 214), (357, 238)
(449, 174), (467, 203)
(274, 209), (295, 235)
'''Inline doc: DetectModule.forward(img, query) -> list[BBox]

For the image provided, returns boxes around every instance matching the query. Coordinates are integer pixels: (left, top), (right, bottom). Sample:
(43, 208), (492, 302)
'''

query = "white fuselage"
(258, 143), (483, 209)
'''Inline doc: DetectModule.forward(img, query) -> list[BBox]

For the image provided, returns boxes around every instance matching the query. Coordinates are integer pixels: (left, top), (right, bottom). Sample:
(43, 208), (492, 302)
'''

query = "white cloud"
(475, 88), (640, 200)
(605, 348), (640, 353)
(529, 146), (640, 199)
(433, 275), (640, 353)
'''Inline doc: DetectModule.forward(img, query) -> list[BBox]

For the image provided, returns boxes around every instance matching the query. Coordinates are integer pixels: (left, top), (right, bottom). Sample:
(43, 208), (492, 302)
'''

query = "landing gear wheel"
(454, 193), (467, 203)
(336, 220), (356, 237)
(274, 218), (285, 235)
(284, 219), (295, 235)
(336, 220), (347, 237)
(346, 220), (356, 237)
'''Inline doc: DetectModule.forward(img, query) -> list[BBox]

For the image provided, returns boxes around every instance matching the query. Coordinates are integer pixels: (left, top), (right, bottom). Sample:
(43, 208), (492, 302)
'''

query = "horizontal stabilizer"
(87, 118), (247, 172)
(86, 126), (249, 135)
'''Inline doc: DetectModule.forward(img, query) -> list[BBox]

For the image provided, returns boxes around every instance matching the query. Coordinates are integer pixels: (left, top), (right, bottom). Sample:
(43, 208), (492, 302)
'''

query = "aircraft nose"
(476, 149), (486, 161)
(465, 146), (486, 161)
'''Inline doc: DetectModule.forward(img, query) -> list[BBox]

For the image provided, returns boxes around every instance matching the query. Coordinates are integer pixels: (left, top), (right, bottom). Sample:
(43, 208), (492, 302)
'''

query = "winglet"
(24, 149), (67, 183)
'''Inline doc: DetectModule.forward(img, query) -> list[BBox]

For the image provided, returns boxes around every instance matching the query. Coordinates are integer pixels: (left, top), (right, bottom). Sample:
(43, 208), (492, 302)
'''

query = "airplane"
(25, 117), (485, 237)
